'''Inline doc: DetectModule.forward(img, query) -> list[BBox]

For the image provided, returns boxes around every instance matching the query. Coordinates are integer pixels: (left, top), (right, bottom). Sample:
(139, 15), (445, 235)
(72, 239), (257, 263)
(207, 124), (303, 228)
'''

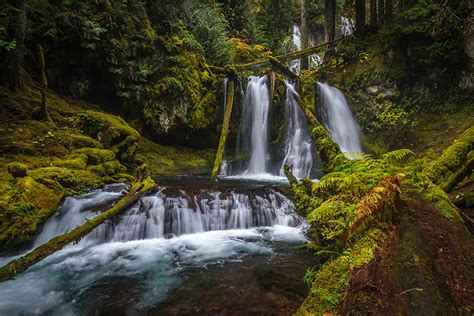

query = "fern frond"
(382, 149), (414, 162)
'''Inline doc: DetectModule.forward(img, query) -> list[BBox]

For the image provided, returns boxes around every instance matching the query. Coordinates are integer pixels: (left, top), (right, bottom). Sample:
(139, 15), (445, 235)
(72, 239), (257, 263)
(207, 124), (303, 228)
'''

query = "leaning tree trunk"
(324, 0), (336, 42)
(355, 0), (366, 33)
(0, 0), (27, 91)
(300, 0), (309, 70)
(378, 0), (385, 24)
(37, 44), (50, 121)
(385, 0), (393, 22)
(370, 0), (377, 28)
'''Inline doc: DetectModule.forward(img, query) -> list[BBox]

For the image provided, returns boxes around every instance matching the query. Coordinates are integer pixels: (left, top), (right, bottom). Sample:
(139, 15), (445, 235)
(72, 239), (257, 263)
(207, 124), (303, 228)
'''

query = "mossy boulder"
(52, 154), (88, 170)
(7, 162), (28, 178)
(87, 161), (127, 177)
(64, 134), (102, 149)
(0, 176), (63, 249)
(75, 111), (140, 163)
(75, 148), (116, 165)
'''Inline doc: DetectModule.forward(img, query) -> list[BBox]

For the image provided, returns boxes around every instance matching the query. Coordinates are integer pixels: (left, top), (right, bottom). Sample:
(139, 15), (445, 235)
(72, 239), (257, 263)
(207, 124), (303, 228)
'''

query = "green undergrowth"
(286, 144), (464, 314)
(298, 229), (387, 315)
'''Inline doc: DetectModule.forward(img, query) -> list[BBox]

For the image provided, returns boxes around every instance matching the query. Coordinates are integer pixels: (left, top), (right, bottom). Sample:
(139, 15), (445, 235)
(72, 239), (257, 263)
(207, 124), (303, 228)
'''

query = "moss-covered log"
(211, 79), (235, 183)
(0, 168), (156, 282)
(269, 56), (298, 80)
(424, 126), (474, 192)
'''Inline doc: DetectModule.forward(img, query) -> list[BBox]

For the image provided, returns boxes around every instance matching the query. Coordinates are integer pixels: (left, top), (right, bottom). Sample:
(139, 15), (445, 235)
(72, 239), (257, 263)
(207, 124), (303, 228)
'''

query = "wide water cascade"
(317, 82), (363, 153)
(0, 183), (310, 315)
(280, 81), (313, 178)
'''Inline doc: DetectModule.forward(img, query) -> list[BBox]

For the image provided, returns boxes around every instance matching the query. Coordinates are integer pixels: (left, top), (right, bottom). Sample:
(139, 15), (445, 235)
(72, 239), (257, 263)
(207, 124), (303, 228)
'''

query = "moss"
(75, 110), (140, 163)
(7, 162), (28, 178)
(135, 136), (214, 176)
(424, 126), (474, 185)
(312, 125), (341, 169)
(52, 154), (88, 170)
(87, 160), (127, 177)
(64, 134), (102, 149)
(297, 229), (387, 315)
(74, 148), (116, 165)
(423, 185), (463, 221)
(0, 176), (63, 249)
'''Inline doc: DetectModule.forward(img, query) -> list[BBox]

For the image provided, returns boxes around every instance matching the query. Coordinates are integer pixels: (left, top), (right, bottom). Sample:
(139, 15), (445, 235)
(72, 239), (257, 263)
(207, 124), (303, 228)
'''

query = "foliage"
(380, 0), (470, 86)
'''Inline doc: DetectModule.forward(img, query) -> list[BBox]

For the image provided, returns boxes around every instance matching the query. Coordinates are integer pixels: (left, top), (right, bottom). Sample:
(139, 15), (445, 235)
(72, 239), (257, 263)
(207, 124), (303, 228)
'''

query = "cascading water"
(317, 82), (363, 153)
(289, 25), (322, 74)
(340, 17), (355, 37)
(0, 183), (128, 266)
(0, 185), (308, 314)
(236, 76), (270, 175)
(279, 81), (313, 178)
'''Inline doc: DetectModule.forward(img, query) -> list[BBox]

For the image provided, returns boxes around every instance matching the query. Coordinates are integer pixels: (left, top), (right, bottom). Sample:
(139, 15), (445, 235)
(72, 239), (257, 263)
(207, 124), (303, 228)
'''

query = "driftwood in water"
(0, 167), (156, 282)
(211, 79), (235, 183)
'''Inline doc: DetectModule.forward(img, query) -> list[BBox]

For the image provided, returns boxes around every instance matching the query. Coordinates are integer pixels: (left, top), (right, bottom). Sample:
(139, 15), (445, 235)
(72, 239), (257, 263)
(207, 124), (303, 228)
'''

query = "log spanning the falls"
(208, 38), (344, 76)
(0, 166), (157, 282)
(211, 79), (235, 183)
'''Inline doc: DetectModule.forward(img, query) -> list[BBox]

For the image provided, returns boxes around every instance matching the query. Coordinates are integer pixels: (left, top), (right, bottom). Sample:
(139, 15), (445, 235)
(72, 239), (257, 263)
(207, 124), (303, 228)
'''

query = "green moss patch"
(297, 229), (387, 315)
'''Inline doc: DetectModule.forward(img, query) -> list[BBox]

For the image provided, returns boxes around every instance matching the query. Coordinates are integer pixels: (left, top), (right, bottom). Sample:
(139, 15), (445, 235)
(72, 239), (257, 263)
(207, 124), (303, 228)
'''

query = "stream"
(0, 179), (314, 315)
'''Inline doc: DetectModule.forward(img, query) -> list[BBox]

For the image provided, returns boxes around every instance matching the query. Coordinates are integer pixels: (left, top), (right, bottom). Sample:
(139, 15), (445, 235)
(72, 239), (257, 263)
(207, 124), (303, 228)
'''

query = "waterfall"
(317, 82), (363, 153)
(86, 187), (300, 242)
(0, 185), (308, 315)
(340, 17), (355, 37)
(280, 81), (313, 178)
(0, 183), (128, 266)
(289, 25), (322, 75)
(236, 76), (270, 175)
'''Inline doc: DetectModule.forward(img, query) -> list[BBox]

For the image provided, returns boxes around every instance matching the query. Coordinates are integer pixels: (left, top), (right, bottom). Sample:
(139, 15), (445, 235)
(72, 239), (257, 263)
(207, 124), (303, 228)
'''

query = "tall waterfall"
(317, 82), (363, 153)
(280, 81), (313, 178)
(237, 76), (270, 175)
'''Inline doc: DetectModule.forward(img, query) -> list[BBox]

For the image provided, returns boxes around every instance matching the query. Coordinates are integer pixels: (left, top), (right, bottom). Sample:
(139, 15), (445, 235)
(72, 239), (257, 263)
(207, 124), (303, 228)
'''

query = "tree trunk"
(370, 0), (377, 28)
(211, 79), (235, 183)
(300, 0), (309, 70)
(385, 0), (393, 21)
(355, 0), (366, 33)
(378, 0), (385, 24)
(324, 0), (336, 42)
(37, 45), (50, 121)
(0, 0), (27, 91)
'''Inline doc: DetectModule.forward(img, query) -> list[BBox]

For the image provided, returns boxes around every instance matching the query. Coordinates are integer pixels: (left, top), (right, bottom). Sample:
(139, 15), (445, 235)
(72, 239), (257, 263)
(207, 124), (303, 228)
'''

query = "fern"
(382, 149), (414, 162)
